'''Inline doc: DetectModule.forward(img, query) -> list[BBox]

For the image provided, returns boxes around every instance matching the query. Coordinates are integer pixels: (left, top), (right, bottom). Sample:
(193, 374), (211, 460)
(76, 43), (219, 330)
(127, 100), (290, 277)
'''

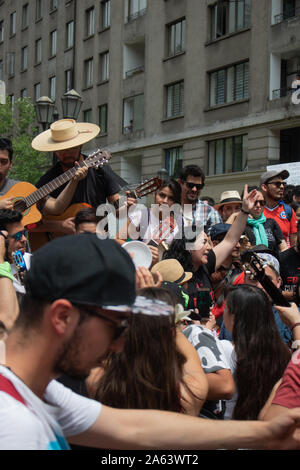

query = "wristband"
(241, 208), (250, 215)
(291, 322), (300, 332)
(0, 262), (14, 282)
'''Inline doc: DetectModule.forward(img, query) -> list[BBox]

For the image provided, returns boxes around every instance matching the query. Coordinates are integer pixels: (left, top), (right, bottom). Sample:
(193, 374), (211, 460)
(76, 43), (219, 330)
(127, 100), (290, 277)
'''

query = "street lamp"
(35, 96), (55, 131)
(61, 89), (83, 120)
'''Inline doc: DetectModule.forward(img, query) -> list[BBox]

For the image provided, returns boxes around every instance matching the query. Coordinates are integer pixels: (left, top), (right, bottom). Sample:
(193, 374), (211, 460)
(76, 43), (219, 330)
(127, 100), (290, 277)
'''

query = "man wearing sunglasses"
(1, 234), (300, 450)
(0, 209), (31, 294)
(261, 170), (297, 248)
(178, 165), (222, 235)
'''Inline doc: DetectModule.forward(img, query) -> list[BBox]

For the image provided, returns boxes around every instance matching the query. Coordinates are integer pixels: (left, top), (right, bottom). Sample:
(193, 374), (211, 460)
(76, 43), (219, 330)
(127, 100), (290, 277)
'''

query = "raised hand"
(241, 184), (259, 213)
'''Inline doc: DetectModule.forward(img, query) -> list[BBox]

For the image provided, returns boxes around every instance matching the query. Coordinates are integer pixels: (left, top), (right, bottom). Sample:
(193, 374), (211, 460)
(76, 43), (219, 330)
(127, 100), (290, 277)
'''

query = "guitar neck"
(23, 161), (88, 209)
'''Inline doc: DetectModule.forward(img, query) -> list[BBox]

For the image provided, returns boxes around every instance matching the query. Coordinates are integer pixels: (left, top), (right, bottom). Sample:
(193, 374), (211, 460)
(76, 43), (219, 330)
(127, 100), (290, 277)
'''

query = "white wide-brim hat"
(32, 118), (100, 152)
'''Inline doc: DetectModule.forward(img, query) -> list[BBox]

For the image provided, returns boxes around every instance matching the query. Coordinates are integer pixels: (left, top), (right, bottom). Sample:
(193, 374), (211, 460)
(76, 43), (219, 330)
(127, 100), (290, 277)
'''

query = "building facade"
(0, 0), (300, 201)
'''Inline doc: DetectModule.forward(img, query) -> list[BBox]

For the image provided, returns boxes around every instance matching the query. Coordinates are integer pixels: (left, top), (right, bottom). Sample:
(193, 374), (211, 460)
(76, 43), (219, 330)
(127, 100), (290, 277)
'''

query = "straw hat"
(214, 190), (242, 210)
(32, 118), (100, 152)
(151, 259), (193, 284)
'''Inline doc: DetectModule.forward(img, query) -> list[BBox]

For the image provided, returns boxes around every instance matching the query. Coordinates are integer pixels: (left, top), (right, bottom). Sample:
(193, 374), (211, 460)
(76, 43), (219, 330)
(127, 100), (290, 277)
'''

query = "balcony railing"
(125, 65), (144, 78)
(127, 8), (147, 22)
(274, 7), (300, 24)
(272, 87), (293, 99)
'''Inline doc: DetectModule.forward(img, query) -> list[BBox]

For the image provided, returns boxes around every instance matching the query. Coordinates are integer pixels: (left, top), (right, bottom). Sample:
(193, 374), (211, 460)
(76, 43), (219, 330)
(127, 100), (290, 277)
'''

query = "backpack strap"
(280, 201), (292, 222)
(0, 374), (26, 406)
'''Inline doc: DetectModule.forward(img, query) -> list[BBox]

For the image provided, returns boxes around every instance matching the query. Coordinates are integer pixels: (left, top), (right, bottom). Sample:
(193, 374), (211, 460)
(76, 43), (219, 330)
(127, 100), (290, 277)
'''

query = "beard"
(53, 324), (90, 380)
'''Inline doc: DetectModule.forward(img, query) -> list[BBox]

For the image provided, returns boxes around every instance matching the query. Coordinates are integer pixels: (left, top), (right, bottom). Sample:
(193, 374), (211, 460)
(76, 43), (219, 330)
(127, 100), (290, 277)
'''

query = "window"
(50, 30), (57, 57)
(208, 134), (248, 175)
(50, 0), (58, 11)
(65, 69), (73, 92)
(7, 52), (15, 77)
(34, 82), (41, 100)
(99, 104), (108, 134)
(0, 21), (3, 42)
(35, 38), (42, 64)
(36, 0), (43, 21)
(101, 0), (110, 29)
(86, 7), (95, 37)
(66, 20), (74, 49)
(128, 0), (147, 21)
(49, 76), (56, 100)
(99, 51), (109, 82)
(21, 88), (27, 99)
(83, 109), (92, 122)
(0, 60), (3, 80)
(166, 81), (184, 118)
(165, 146), (183, 178)
(84, 58), (94, 88)
(22, 4), (29, 29)
(123, 94), (144, 133)
(211, 0), (251, 40)
(21, 46), (28, 71)
(209, 61), (249, 106)
(167, 18), (186, 56)
(9, 94), (14, 109)
(10, 11), (16, 36)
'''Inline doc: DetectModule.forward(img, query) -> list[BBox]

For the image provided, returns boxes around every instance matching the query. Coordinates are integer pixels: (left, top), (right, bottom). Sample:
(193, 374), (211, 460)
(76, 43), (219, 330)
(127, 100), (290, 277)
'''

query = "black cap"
(210, 223), (231, 241)
(24, 234), (136, 311)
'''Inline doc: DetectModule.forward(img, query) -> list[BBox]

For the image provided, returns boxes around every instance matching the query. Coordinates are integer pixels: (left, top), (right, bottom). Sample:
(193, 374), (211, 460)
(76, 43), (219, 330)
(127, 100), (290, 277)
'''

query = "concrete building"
(0, 0), (300, 202)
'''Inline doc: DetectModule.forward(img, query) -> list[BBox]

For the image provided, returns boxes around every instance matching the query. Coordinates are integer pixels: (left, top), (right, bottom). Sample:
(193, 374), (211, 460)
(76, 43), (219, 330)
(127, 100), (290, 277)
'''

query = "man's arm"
(41, 165), (88, 216)
(0, 232), (19, 331)
(69, 404), (300, 450)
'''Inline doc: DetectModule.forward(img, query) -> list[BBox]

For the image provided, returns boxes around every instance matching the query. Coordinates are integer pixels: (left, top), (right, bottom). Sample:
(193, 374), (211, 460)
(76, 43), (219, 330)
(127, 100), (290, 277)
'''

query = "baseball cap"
(260, 169), (289, 185)
(210, 223), (231, 241)
(24, 234), (137, 313)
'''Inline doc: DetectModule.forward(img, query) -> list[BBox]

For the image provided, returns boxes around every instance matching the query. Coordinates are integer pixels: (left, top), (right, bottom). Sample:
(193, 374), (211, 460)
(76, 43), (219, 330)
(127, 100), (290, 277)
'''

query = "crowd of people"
(0, 118), (300, 451)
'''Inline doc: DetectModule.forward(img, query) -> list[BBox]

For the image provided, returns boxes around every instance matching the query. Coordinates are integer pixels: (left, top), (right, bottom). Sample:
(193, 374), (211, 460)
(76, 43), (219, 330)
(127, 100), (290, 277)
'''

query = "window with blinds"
(99, 104), (108, 134)
(100, 51), (109, 82)
(209, 61), (249, 107)
(168, 18), (186, 56)
(166, 81), (184, 118)
(165, 146), (183, 178)
(208, 135), (248, 175)
(211, 0), (251, 40)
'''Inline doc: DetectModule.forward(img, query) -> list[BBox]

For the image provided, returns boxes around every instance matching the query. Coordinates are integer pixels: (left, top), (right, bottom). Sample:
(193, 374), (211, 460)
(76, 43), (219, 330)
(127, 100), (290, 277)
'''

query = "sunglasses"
(10, 230), (27, 241)
(184, 181), (204, 191)
(78, 305), (129, 341)
(266, 181), (287, 188)
(254, 200), (266, 207)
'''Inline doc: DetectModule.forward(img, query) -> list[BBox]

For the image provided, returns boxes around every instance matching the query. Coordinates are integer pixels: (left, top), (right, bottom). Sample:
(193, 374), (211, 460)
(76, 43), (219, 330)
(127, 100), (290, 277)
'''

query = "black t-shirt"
(280, 247), (300, 296)
(244, 218), (284, 254)
(36, 161), (123, 208)
(187, 250), (216, 312)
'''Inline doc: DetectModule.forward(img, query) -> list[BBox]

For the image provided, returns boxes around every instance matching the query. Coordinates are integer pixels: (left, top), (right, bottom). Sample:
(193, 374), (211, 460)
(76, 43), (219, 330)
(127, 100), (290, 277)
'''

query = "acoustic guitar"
(29, 176), (163, 252)
(0, 149), (110, 227)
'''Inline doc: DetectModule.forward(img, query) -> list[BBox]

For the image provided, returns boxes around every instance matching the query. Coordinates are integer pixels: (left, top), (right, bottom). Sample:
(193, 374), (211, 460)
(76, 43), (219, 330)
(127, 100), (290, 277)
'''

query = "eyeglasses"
(9, 230), (27, 241)
(77, 305), (129, 341)
(265, 181), (287, 188)
(254, 200), (266, 207)
(184, 181), (204, 191)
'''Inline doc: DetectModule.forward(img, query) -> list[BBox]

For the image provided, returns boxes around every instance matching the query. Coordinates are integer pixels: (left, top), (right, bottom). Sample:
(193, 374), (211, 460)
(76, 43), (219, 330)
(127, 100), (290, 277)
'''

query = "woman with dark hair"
(223, 285), (291, 420)
(241, 186), (287, 253)
(86, 287), (208, 416)
(116, 179), (183, 266)
(163, 185), (259, 313)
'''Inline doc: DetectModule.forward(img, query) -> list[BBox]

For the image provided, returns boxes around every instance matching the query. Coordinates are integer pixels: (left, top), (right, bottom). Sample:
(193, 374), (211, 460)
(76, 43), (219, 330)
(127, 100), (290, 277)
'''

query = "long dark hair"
(226, 285), (291, 420)
(163, 237), (194, 272)
(95, 287), (187, 412)
(157, 179), (182, 205)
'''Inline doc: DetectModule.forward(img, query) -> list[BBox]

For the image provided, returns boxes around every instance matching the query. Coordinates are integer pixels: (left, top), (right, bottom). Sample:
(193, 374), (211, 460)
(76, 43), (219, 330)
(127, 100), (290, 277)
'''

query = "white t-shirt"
(0, 365), (102, 450)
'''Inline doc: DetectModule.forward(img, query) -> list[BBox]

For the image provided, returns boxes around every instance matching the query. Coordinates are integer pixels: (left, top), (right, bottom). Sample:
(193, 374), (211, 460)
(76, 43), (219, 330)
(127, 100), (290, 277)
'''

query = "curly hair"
(0, 210), (22, 230)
